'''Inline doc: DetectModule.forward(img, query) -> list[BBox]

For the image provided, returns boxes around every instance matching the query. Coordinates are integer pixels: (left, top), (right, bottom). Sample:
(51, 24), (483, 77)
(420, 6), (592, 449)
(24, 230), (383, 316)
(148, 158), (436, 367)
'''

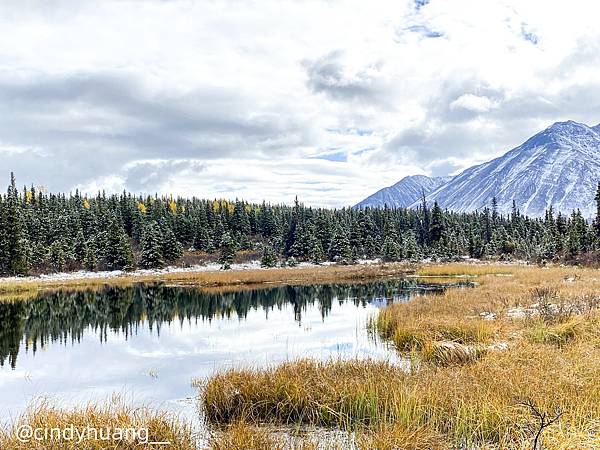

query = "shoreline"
(0, 260), (418, 297)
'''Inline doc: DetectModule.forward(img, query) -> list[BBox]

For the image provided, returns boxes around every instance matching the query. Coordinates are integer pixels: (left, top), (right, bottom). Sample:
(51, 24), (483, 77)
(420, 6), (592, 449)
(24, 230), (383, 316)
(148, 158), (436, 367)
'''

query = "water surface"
(0, 279), (464, 422)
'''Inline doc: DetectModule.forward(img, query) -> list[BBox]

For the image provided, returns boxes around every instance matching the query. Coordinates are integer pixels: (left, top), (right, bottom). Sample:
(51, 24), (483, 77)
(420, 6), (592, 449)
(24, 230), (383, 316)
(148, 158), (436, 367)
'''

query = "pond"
(0, 278), (470, 423)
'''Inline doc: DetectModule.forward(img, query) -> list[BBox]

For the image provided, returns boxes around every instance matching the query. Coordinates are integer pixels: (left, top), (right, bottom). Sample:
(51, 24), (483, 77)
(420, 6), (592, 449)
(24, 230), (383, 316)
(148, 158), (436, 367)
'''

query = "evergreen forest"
(2, 173), (600, 276)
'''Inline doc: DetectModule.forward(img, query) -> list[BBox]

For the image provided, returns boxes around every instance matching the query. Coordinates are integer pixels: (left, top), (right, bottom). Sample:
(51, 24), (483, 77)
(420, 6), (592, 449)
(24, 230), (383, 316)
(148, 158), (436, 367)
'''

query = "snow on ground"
(0, 259), (383, 284)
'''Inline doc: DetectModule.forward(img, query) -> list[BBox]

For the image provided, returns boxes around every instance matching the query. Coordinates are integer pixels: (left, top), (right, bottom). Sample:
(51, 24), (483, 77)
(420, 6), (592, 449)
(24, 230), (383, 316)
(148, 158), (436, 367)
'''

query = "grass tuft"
(201, 264), (600, 449)
(0, 399), (195, 450)
(527, 320), (581, 346)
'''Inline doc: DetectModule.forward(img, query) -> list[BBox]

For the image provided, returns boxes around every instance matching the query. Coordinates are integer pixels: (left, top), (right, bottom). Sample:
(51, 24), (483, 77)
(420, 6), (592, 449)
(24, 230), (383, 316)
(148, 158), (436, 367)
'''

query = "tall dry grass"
(0, 262), (414, 301)
(207, 422), (325, 450)
(0, 399), (195, 450)
(201, 263), (600, 449)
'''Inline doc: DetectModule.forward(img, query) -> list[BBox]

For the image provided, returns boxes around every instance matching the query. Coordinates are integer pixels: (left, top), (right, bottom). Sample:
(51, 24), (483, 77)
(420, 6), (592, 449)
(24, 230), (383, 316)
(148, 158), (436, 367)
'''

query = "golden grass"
(356, 424), (449, 450)
(0, 399), (195, 450)
(202, 359), (406, 428)
(208, 422), (322, 450)
(200, 263), (600, 449)
(0, 262), (414, 301)
(416, 262), (517, 277)
(208, 422), (288, 450)
(373, 312), (492, 351)
(526, 320), (582, 346)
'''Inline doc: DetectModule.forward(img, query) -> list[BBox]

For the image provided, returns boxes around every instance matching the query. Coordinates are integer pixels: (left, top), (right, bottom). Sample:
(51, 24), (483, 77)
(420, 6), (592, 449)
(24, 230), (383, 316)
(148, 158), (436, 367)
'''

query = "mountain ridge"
(357, 120), (600, 217)
(354, 175), (451, 209)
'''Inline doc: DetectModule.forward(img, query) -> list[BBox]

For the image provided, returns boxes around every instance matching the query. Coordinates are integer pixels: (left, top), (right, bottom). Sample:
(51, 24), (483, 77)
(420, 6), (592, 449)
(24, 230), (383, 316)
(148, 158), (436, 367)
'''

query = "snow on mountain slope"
(413, 120), (600, 217)
(354, 175), (451, 209)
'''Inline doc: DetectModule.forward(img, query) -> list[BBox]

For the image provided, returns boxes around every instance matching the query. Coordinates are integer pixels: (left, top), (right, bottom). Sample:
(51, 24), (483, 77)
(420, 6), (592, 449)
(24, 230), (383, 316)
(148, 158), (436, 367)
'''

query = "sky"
(1, 0), (600, 208)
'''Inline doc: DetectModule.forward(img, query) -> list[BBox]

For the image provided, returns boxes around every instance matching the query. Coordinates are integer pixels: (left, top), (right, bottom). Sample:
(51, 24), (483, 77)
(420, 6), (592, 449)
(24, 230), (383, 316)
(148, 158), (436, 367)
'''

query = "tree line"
(1, 173), (600, 276)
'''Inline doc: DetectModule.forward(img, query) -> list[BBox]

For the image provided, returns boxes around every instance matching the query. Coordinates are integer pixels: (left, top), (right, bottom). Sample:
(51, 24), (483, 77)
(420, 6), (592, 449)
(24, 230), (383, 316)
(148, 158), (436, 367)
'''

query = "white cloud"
(1, 0), (599, 206)
(450, 94), (495, 113)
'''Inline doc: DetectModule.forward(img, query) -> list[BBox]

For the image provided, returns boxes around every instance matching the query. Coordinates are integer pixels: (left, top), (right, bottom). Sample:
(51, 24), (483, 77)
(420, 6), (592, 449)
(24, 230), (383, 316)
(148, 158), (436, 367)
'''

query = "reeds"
(207, 422), (322, 450)
(201, 264), (600, 449)
(0, 399), (195, 450)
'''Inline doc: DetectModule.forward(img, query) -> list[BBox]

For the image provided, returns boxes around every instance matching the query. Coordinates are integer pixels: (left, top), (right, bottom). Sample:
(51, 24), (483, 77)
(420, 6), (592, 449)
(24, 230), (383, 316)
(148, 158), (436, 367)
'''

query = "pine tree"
(193, 221), (211, 252)
(5, 173), (29, 275)
(83, 240), (98, 271)
(307, 231), (324, 264)
(140, 221), (164, 269)
(402, 230), (420, 260)
(48, 240), (67, 272)
(219, 232), (236, 269)
(161, 226), (183, 262)
(594, 182), (600, 240)
(328, 224), (352, 264)
(429, 202), (445, 243)
(0, 197), (8, 273)
(381, 236), (402, 261)
(363, 234), (377, 259)
(260, 243), (278, 268)
(468, 231), (485, 259)
(103, 218), (133, 271)
(567, 223), (581, 258)
(491, 197), (499, 225)
(74, 229), (87, 263)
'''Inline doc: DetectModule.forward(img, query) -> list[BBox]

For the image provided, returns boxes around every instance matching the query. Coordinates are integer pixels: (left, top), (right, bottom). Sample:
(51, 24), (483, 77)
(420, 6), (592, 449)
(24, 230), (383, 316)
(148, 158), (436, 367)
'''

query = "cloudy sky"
(1, 0), (600, 207)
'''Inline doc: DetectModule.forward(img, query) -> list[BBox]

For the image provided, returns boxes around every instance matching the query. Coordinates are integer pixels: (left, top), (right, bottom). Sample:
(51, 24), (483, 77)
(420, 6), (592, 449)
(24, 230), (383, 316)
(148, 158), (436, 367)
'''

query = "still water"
(0, 279), (463, 422)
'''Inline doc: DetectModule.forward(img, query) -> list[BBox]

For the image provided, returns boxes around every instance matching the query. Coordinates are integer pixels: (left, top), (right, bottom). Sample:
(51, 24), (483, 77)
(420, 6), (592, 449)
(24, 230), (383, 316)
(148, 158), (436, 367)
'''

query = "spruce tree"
(140, 221), (164, 269)
(48, 240), (67, 272)
(74, 229), (87, 263)
(103, 218), (133, 271)
(5, 173), (29, 275)
(429, 202), (445, 243)
(567, 224), (581, 259)
(193, 222), (211, 252)
(468, 231), (485, 259)
(594, 182), (600, 240)
(2, 173), (600, 274)
(0, 197), (8, 273)
(402, 230), (420, 260)
(161, 226), (183, 262)
(219, 232), (236, 269)
(418, 192), (430, 245)
(260, 243), (278, 268)
(328, 224), (352, 264)
(382, 236), (402, 261)
(363, 234), (377, 260)
(83, 240), (98, 271)
(307, 233), (324, 264)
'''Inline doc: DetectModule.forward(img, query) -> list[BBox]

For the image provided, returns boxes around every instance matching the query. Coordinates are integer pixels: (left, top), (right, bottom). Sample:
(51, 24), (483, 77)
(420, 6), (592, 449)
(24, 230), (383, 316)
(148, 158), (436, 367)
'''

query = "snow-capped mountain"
(354, 175), (452, 209)
(410, 120), (600, 217)
(356, 120), (600, 217)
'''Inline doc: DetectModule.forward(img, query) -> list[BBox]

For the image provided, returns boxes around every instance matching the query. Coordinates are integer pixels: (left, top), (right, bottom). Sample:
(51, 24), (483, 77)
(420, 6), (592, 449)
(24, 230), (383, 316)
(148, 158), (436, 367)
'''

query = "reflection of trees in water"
(0, 279), (447, 369)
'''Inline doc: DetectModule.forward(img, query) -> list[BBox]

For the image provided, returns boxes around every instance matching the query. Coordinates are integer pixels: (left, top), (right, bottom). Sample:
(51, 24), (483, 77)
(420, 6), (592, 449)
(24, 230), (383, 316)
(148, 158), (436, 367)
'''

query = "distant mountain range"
(356, 120), (600, 217)
(354, 175), (451, 209)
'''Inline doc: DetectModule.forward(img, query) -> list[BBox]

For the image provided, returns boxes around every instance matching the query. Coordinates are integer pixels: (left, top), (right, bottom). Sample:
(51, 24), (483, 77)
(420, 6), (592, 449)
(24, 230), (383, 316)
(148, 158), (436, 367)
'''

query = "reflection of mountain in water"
(0, 279), (464, 369)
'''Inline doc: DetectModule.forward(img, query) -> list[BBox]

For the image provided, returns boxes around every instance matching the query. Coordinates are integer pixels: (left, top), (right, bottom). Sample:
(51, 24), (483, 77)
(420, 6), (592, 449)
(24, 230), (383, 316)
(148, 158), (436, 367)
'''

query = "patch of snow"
(489, 342), (509, 351)
(0, 259), (386, 285)
(479, 311), (497, 321)
(506, 307), (531, 319)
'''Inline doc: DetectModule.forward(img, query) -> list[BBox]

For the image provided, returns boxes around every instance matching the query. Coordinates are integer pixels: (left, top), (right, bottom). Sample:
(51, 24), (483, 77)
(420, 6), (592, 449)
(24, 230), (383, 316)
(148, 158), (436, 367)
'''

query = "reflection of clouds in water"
(0, 301), (390, 422)
(0, 281), (449, 422)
